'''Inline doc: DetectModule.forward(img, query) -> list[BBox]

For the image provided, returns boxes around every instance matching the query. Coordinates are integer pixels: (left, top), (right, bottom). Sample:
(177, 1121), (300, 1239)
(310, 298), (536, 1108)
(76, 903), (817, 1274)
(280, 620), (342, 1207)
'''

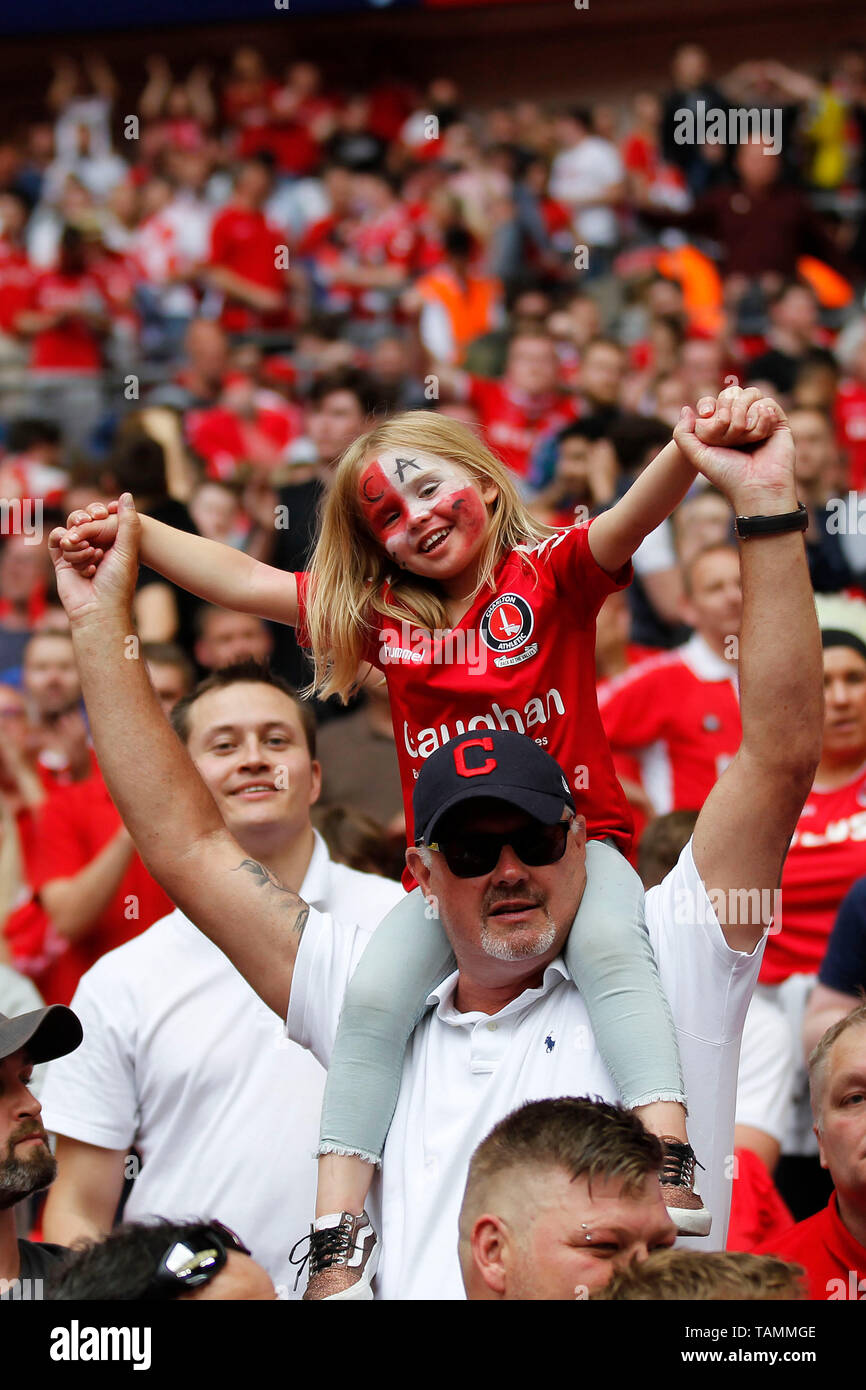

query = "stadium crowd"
(2, 36), (866, 1303)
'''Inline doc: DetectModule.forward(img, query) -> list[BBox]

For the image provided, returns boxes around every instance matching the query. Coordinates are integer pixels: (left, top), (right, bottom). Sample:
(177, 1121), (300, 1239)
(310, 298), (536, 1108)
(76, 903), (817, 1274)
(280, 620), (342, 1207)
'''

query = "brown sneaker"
(659, 1138), (712, 1237)
(290, 1211), (379, 1301)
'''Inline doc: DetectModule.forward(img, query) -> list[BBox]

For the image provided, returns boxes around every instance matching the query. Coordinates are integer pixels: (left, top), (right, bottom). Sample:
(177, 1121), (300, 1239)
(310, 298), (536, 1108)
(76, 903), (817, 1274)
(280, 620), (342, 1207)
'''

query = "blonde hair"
(589, 1249), (807, 1301)
(304, 411), (556, 702)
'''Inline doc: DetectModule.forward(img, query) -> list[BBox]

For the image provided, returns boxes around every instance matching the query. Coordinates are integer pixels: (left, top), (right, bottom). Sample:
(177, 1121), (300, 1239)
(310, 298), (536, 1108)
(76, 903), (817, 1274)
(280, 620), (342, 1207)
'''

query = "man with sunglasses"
(48, 388), (823, 1297)
(46, 1217), (276, 1301)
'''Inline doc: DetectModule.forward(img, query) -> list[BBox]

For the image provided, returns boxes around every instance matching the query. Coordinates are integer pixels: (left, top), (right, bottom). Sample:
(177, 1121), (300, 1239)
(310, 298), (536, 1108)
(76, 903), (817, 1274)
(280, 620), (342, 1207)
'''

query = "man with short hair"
(48, 389), (823, 1297)
(0, 1002), (82, 1298)
(40, 662), (401, 1296)
(459, 1097), (675, 1300)
(755, 1005), (866, 1298)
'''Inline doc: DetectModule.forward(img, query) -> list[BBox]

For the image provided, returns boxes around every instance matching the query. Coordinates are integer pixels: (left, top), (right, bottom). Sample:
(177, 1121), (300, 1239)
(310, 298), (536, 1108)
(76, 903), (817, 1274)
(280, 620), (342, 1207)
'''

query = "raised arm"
(588, 386), (772, 574)
(48, 496), (306, 1018)
(677, 396), (823, 951)
(60, 503), (299, 627)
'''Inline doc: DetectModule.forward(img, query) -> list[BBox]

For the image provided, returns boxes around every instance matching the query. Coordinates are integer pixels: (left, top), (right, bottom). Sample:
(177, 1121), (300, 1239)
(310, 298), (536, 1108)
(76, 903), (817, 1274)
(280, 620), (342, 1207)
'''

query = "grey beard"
(480, 908), (557, 962)
(0, 1149), (57, 1209)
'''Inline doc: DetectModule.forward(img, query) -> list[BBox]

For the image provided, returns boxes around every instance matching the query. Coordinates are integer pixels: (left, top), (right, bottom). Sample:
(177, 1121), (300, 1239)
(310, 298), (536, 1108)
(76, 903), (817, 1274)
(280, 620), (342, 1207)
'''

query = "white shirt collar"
(680, 632), (738, 685)
(427, 957), (570, 1026)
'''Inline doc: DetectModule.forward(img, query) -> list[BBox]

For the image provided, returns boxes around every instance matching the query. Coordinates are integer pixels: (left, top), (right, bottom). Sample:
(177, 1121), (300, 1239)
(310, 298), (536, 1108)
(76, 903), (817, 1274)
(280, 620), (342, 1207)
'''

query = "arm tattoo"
(234, 858), (310, 937)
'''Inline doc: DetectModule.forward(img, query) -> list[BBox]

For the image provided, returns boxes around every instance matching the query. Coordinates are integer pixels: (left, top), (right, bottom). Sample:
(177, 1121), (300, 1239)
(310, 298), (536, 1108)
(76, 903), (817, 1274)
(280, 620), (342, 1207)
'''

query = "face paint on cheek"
(358, 460), (407, 545)
(442, 486), (488, 539)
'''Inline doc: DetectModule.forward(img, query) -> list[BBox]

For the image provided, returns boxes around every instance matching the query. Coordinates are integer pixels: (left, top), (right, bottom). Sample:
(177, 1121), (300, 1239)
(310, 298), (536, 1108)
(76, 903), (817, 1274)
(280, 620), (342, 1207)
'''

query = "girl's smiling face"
(357, 448), (497, 593)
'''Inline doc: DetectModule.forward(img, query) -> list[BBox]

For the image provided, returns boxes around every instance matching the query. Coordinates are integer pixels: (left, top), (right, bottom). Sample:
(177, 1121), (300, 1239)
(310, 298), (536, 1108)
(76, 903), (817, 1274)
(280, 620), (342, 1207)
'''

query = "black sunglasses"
(146, 1221), (251, 1300)
(427, 819), (572, 879)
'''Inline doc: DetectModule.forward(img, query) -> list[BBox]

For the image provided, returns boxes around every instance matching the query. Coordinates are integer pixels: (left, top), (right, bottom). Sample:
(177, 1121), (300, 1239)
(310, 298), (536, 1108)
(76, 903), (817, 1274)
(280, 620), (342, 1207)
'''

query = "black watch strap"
(734, 502), (808, 540)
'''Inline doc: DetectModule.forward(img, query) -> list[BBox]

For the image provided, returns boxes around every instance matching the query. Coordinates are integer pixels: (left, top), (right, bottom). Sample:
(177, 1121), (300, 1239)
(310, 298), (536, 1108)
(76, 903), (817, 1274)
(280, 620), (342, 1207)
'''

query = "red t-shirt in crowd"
(186, 396), (303, 480)
(208, 204), (288, 332)
(25, 270), (106, 371)
(754, 1191), (866, 1300)
(466, 377), (579, 478)
(598, 634), (741, 816)
(0, 243), (33, 335)
(27, 768), (173, 1003)
(296, 521), (633, 857)
(760, 764), (866, 985)
(834, 379), (866, 491)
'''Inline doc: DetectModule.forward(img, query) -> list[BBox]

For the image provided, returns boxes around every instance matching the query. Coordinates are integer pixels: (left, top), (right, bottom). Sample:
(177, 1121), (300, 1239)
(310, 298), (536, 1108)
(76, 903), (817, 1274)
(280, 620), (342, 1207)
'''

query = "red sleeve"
(535, 521), (632, 619)
(598, 659), (670, 753)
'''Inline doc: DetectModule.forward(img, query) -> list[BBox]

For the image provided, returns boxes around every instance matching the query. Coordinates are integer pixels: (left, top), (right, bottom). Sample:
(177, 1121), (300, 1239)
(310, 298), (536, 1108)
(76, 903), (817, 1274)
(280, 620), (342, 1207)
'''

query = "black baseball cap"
(413, 730), (576, 846)
(0, 1005), (82, 1065)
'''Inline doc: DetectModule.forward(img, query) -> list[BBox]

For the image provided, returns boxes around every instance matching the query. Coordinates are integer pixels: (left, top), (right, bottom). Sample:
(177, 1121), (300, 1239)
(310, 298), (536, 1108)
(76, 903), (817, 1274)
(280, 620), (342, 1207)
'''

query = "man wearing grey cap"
(0, 1004), (82, 1295)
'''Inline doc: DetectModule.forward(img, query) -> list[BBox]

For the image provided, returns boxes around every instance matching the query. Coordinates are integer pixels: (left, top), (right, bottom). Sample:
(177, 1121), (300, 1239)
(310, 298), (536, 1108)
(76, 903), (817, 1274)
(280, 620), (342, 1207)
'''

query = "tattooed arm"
(49, 497), (306, 1018)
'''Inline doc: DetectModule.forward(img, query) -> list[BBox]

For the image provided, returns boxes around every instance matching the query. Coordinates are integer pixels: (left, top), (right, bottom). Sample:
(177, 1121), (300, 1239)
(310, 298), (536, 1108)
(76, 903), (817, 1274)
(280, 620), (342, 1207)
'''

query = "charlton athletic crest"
(479, 594), (539, 668)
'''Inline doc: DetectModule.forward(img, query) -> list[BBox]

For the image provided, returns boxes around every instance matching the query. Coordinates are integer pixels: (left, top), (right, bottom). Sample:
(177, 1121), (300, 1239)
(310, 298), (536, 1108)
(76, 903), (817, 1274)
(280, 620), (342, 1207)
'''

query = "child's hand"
(49, 500), (121, 577)
(674, 390), (796, 514)
(692, 384), (774, 450)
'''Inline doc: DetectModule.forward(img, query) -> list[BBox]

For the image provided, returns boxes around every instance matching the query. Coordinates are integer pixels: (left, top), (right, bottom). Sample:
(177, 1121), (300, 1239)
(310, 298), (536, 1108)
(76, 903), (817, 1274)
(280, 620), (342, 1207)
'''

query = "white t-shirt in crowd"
(288, 838), (764, 1299)
(40, 832), (402, 1297)
(549, 136), (624, 247)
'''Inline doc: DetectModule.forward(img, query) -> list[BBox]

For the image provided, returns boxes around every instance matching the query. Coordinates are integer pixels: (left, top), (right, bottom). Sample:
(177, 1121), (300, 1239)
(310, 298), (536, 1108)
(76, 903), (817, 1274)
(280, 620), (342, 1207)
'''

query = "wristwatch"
(734, 502), (808, 540)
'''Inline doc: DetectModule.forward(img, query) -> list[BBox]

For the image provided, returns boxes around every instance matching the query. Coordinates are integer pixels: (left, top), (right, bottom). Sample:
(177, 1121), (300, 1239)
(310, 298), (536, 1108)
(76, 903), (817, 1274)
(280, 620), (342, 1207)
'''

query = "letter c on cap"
(454, 737), (497, 778)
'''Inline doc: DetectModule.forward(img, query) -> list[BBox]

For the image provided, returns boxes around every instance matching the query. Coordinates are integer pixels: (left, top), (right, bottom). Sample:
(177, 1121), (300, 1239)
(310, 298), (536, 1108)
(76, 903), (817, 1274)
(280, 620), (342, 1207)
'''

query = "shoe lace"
(659, 1140), (705, 1188)
(289, 1221), (355, 1290)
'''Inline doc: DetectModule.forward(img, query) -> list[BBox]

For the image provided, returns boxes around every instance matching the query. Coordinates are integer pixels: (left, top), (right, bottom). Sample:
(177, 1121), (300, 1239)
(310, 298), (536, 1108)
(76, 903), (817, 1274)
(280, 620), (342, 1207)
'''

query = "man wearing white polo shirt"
(38, 663), (401, 1297)
(49, 388), (822, 1299)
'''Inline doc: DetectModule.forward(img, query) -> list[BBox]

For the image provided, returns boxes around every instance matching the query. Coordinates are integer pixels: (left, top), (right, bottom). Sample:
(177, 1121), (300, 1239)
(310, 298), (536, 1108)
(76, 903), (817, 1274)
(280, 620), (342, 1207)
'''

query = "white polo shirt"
(41, 832), (402, 1296)
(288, 838), (765, 1299)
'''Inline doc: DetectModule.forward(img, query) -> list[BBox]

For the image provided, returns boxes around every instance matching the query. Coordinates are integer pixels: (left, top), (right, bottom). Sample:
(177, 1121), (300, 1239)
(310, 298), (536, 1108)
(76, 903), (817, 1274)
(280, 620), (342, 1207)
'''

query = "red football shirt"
(598, 635), (741, 815)
(297, 522), (633, 854)
(834, 379), (866, 491)
(760, 764), (866, 985)
(0, 243), (33, 334)
(208, 205), (287, 332)
(467, 378), (579, 478)
(26, 270), (106, 371)
(28, 768), (173, 1002)
(754, 1191), (866, 1300)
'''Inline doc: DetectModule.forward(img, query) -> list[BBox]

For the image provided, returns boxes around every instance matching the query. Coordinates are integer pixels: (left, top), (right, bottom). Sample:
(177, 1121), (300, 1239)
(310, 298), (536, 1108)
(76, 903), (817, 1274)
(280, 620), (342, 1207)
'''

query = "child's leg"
(566, 840), (687, 1136)
(316, 885), (456, 1218)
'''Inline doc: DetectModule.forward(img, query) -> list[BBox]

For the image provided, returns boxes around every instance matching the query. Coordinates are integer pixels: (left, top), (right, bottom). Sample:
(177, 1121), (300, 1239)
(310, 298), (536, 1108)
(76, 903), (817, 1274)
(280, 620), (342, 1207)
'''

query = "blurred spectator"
(311, 804), (404, 881)
(661, 43), (730, 196)
(0, 537), (51, 673)
(787, 406), (858, 592)
(549, 108), (625, 268)
(141, 641), (195, 717)
(405, 224), (503, 367)
(803, 878), (866, 1056)
(187, 480), (246, 548)
(748, 282), (829, 394)
(205, 156), (291, 334)
(21, 630), (93, 787)
(527, 418), (616, 527)
(193, 605), (273, 672)
(437, 329), (578, 479)
(599, 544), (742, 818)
(316, 669), (402, 833)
